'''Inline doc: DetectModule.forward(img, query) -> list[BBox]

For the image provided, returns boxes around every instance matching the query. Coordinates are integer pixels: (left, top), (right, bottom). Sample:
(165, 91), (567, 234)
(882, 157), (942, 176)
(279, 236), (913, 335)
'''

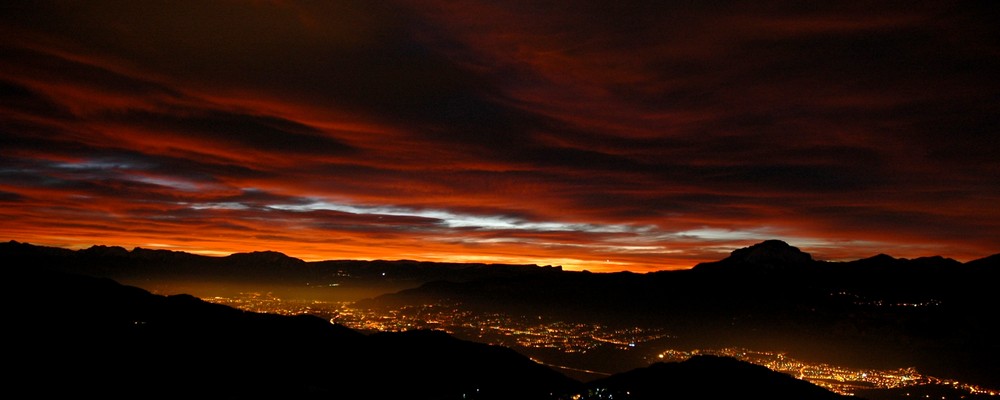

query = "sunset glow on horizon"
(2, 1), (998, 272)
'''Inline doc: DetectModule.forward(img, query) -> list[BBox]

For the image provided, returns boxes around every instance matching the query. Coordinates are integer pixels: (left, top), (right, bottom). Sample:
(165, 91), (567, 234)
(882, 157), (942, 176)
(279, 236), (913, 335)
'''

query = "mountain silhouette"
(584, 355), (849, 400)
(692, 240), (815, 273)
(224, 250), (308, 268)
(961, 253), (1000, 269)
(5, 239), (999, 392)
(0, 240), (562, 288)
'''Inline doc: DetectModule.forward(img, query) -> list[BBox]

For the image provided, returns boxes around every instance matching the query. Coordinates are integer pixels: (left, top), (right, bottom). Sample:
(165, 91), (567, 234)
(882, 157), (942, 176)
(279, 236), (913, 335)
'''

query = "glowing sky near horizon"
(1, 1), (998, 271)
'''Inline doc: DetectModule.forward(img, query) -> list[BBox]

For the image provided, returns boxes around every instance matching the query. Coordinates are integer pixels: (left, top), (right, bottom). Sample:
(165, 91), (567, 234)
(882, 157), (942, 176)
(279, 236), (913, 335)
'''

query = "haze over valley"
(8, 239), (998, 398)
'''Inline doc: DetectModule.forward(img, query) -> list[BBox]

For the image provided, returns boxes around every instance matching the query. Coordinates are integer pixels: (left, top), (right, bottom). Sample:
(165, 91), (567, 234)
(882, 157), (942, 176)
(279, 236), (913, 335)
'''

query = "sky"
(1, 1), (998, 271)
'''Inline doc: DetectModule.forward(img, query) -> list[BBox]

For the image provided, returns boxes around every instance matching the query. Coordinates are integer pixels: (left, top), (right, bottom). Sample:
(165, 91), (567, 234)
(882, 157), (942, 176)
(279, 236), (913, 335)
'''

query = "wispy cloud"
(1, 1), (997, 270)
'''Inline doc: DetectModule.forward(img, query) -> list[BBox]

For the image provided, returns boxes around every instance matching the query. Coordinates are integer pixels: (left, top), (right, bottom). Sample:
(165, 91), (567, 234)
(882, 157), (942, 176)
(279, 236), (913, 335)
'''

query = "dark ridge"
(855, 253), (899, 265)
(692, 239), (815, 273)
(224, 250), (306, 267)
(966, 253), (1000, 269)
(80, 244), (130, 257)
(8, 266), (579, 399)
(909, 255), (962, 269)
(0, 240), (563, 285)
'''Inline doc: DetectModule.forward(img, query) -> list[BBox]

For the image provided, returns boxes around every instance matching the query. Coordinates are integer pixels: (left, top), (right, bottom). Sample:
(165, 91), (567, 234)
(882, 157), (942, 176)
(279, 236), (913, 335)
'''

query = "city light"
(204, 292), (997, 398)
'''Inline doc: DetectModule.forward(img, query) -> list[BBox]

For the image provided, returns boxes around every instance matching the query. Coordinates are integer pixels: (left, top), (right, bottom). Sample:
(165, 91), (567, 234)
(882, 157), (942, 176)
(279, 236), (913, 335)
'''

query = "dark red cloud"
(1, 1), (997, 271)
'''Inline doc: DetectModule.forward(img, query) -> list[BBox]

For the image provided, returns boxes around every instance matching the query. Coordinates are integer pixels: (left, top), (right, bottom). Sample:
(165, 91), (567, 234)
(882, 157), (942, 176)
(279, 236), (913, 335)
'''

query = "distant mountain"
(691, 240), (973, 275)
(584, 355), (849, 400)
(8, 266), (577, 399)
(963, 253), (1000, 269)
(0, 240), (563, 290)
(692, 239), (816, 273)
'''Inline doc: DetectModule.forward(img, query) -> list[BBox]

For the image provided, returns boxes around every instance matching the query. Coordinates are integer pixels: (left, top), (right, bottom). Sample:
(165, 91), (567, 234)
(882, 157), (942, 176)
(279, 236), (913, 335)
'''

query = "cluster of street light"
(202, 292), (996, 398)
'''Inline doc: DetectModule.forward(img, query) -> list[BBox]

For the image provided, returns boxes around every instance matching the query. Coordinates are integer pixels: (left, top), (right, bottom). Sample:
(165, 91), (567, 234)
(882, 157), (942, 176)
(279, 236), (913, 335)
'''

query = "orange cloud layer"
(1, 1), (998, 271)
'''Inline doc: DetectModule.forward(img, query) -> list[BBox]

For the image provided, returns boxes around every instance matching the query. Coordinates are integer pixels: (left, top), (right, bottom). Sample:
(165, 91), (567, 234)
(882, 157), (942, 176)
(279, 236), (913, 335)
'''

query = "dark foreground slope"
(585, 355), (849, 400)
(8, 268), (577, 399)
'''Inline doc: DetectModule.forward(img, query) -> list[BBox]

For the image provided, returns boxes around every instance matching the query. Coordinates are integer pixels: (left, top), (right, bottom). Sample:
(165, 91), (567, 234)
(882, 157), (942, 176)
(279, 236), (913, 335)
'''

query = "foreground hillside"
(9, 267), (576, 399)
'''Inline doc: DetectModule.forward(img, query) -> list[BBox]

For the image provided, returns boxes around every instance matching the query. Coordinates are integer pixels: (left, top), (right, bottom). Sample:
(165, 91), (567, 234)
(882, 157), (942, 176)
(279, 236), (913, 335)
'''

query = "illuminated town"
(203, 292), (997, 398)
(654, 348), (998, 397)
(203, 292), (669, 352)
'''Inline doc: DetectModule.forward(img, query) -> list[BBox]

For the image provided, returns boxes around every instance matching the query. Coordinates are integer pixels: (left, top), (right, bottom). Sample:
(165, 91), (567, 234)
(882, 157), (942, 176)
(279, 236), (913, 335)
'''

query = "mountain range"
(4, 239), (998, 395)
(1, 240), (562, 301)
(7, 245), (855, 399)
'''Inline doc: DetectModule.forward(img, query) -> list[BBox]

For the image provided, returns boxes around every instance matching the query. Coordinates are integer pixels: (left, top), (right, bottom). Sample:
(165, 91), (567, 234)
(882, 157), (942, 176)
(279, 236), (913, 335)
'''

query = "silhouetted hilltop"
(692, 240), (816, 273)
(584, 355), (849, 400)
(692, 240), (978, 278)
(9, 266), (578, 399)
(224, 250), (307, 268)
(963, 253), (1000, 269)
(847, 253), (903, 267)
